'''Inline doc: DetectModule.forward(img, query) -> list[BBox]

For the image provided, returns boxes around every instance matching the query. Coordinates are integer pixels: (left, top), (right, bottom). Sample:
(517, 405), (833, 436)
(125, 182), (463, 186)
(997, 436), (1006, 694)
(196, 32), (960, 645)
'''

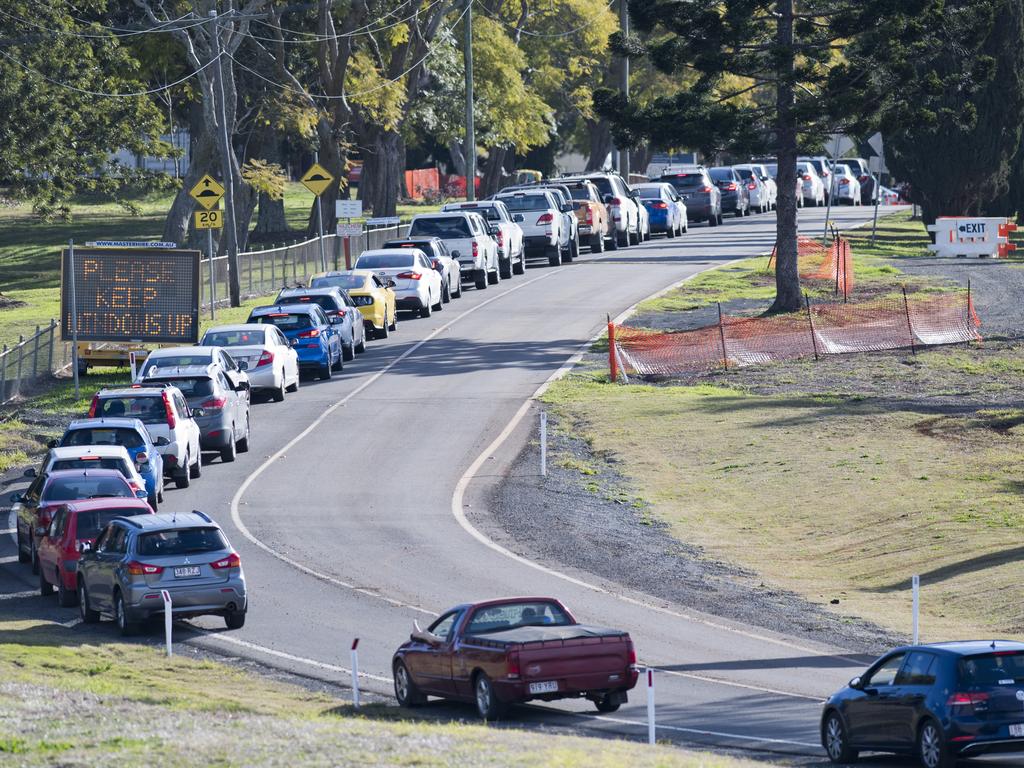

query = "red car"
(37, 498), (154, 606)
(392, 597), (638, 719)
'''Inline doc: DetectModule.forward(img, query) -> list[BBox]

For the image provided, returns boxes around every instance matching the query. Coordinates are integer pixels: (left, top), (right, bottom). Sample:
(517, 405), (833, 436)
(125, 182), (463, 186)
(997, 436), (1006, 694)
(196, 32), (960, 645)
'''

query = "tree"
(875, 0), (1024, 225)
(596, 0), (940, 312)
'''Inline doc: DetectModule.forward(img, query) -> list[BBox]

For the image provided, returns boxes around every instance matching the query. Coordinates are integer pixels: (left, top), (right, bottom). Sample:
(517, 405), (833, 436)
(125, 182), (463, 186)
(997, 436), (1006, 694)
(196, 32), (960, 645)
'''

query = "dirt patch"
(0, 293), (26, 310)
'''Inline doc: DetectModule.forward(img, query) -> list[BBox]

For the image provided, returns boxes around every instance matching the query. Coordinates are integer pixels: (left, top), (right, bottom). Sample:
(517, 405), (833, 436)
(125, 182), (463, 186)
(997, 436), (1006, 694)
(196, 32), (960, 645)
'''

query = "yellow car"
(309, 270), (397, 339)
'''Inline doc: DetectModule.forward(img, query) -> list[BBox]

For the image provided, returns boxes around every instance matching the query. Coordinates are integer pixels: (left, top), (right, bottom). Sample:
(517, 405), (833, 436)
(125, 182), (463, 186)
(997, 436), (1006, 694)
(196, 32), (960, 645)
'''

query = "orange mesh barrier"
(614, 292), (981, 377)
(768, 236), (854, 296)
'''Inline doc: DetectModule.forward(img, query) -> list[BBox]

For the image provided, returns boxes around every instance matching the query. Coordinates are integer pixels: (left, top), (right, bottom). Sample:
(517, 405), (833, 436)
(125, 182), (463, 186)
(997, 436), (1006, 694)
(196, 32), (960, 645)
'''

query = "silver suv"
(77, 511), (247, 634)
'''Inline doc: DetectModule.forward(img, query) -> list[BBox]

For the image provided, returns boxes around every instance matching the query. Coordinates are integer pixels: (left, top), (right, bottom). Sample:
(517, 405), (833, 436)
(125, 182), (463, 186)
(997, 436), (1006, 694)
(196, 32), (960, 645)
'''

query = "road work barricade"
(610, 291), (980, 377)
(768, 236), (854, 298)
(926, 217), (1017, 258)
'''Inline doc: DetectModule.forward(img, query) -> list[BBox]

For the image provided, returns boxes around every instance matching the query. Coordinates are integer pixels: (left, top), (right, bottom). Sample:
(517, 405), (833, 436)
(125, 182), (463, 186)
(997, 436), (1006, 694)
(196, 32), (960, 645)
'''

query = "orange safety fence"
(612, 291), (980, 377)
(768, 236), (854, 297)
(404, 168), (441, 200)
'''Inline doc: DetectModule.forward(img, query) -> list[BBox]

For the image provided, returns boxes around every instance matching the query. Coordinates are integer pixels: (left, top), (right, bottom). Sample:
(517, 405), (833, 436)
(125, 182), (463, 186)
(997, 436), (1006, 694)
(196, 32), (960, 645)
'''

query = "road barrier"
(767, 236), (854, 298)
(926, 217), (1017, 258)
(610, 290), (980, 377)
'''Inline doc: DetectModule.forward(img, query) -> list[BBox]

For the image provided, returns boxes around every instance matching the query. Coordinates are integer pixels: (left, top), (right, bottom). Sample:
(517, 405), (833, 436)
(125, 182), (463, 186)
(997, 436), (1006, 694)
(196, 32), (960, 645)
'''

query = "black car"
(708, 167), (750, 217)
(822, 641), (1024, 768)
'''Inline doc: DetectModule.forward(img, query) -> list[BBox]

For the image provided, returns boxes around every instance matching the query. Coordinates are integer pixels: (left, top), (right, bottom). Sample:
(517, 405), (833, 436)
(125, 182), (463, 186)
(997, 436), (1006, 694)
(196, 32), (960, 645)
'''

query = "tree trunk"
(448, 139), (467, 176)
(358, 128), (402, 217)
(252, 133), (288, 240)
(769, 0), (802, 315)
(585, 118), (613, 171)
(163, 127), (217, 247)
(480, 146), (508, 197)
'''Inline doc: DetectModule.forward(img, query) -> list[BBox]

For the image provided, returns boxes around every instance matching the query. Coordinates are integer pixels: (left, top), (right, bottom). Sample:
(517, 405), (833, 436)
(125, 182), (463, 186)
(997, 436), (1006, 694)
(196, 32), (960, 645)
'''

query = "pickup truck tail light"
(395, 271), (422, 280)
(627, 640), (638, 670)
(536, 213), (554, 225)
(127, 561), (164, 576)
(583, 206), (594, 223)
(256, 350), (274, 368)
(161, 392), (176, 429)
(840, 179), (850, 185)
(472, 241), (479, 259)
(88, 395), (99, 417)
(701, 186), (712, 194)
(747, 183), (757, 190)
(802, 174), (812, 181)
(496, 230), (504, 248)
(507, 648), (521, 679)
(211, 552), (241, 570)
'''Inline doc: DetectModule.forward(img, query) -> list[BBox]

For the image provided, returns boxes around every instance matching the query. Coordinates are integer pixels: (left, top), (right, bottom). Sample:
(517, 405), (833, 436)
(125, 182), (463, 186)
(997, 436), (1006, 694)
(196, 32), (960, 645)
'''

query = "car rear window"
(409, 217), (470, 238)
(637, 187), (663, 199)
(709, 168), (733, 181)
(250, 313), (313, 331)
(497, 195), (551, 212)
(43, 476), (134, 502)
(279, 294), (340, 312)
(311, 274), (364, 290)
(465, 601), (572, 634)
(136, 527), (228, 556)
(140, 355), (210, 378)
(568, 187), (592, 201)
(661, 174), (706, 190)
(61, 427), (145, 449)
(735, 168), (755, 180)
(202, 329), (267, 347)
(95, 396), (167, 425)
(147, 377), (214, 399)
(77, 508), (148, 540)
(354, 254), (416, 269)
(584, 177), (613, 196)
(51, 458), (128, 473)
(451, 206), (501, 221)
(959, 652), (1024, 685)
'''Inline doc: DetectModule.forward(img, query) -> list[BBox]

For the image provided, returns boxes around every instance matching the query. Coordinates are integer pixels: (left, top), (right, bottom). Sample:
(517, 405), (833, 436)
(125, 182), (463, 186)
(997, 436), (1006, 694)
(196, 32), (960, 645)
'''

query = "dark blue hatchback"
(822, 641), (1024, 768)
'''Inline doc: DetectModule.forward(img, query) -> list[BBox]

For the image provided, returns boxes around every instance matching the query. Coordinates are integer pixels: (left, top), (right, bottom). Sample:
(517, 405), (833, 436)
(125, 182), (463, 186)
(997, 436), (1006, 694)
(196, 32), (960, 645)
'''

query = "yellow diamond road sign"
(190, 174), (225, 210)
(301, 163), (334, 196)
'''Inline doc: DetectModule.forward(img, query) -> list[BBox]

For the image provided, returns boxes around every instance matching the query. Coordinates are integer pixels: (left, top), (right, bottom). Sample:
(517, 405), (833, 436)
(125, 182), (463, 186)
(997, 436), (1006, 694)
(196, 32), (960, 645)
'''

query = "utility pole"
(464, 0), (475, 201)
(209, 10), (240, 306)
(619, 0), (630, 181)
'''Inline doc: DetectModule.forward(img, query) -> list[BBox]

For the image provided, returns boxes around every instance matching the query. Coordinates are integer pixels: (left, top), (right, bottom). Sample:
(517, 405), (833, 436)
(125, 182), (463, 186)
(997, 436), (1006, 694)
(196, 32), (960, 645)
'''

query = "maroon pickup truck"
(392, 597), (638, 719)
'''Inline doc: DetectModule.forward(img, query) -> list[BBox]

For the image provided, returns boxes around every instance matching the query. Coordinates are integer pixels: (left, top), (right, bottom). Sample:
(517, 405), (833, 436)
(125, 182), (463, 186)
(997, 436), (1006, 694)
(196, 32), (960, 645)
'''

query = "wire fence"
(612, 290), (981, 378)
(0, 320), (72, 404)
(767, 235), (854, 298)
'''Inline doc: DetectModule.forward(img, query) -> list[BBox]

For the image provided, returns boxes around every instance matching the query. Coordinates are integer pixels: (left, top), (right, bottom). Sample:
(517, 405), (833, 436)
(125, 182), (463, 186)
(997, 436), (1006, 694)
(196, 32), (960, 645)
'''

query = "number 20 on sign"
(194, 209), (223, 230)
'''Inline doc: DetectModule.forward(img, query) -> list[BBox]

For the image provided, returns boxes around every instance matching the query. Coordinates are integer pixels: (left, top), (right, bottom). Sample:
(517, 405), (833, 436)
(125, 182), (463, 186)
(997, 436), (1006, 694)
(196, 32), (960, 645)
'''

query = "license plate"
(174, 566), (200, 579)
(528, 681), (558, 694)
(1010, 724), (1024, 737)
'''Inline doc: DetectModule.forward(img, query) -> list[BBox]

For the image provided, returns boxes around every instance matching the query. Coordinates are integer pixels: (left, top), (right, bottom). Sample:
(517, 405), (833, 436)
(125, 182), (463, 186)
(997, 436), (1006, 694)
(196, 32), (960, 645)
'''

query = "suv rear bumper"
(127, 582), (246, 620)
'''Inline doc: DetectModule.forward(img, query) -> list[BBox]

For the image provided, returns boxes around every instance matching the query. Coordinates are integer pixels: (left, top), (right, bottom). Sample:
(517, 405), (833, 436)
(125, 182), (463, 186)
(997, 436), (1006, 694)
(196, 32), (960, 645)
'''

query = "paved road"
(4, 206), (895, 757)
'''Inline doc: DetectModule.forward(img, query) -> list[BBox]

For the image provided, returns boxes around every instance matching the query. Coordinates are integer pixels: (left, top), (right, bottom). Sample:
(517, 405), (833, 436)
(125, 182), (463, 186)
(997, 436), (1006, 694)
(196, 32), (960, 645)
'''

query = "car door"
(891, 651), (939, 748)
(410, 610), (463, 696)
(216, 371), (239, 436)
(91, 523), (127, 610)
(845, 652), (907, 748)
(174, 391), (200, 458)
(38, 505), (66, 587)
(15, 474), (43, 546)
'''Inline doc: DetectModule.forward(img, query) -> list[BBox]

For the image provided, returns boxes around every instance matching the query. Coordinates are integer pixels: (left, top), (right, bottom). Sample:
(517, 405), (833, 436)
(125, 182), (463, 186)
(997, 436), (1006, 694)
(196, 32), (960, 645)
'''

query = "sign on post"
(194, 209), (223, 230)
(301, 163), (335, 196)
(336, 199), (363, 218)
(365, 216), (401, 227)
(189, 174), (225, 210)
(60, 247), (200, 344)
(336, 223), (362, 236)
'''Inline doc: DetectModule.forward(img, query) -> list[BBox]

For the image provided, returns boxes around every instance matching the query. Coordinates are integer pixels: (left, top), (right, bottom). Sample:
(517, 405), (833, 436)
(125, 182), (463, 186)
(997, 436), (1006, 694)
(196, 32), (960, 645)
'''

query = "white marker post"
(912, 575), (920, 644)
(129, 351), (138, 382)
(161, 590), (172, 657)
(646, 667), (656, 745)
(540, 411), (548, 476)
(350, 638), (361, 708)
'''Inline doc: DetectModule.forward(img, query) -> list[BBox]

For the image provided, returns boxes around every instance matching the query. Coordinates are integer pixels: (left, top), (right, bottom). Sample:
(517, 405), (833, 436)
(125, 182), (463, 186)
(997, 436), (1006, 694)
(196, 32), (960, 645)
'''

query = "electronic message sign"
(61, 247), (200, 344)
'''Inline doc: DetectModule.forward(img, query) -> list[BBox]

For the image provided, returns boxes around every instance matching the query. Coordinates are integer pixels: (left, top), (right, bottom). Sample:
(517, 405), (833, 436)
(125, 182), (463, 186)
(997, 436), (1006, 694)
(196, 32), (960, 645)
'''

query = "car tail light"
(701, 186), (712, 193)
(256, 350), (274, 368)
(723, 182), (737, 191)
(211, 552), (241, 570)
(652, 201), (668, 209)
(948, 692), (989, 713)
(840, 179), (850, 185)
(297, 328), (322, 339)
(161, 392), (176, 429)
(747, 183), (757, 190)
(537, 212), (553, 225)
(627, 640), (638, 670)
(803, 174), (812, 181)
(472, 241), (479, 259)
(136, 452), (148, 464)
(200, 397), (227, 412)
(496, 230), (504, 247)
(127, 561), (164, 576)
(395, 271), (422, 280)
(609, 197), (622, 207)
(507, 648), (521, 679)
(88, 395), (99, 417)
(584, 206), (594, 223)
(333, 309), (346, 318)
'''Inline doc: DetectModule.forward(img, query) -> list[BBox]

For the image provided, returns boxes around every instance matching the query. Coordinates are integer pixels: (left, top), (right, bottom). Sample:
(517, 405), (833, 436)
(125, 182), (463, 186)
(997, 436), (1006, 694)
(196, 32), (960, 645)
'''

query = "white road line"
(59, 618), (82, 629)
(6, 510), (16, 545)
(0, 555), (20, 565)
(0, 590), (37, 600)
(651, 667), (823, 701)
(0, 528), (14, 535)
(230, 269), (564, 617)
(590, 712), (821, 749)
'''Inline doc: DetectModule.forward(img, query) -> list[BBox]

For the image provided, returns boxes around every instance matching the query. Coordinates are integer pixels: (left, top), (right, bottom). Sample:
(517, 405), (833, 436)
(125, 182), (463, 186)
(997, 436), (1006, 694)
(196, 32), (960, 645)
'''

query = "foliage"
(241, 160), (288, 200)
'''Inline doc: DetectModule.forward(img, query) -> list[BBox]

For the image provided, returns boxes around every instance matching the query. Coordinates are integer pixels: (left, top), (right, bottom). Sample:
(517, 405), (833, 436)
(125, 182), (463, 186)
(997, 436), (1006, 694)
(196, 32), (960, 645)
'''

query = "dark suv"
(823, 641), (1024, 768)
(708, 167), (750, 217)
(658, 168), (722, 226)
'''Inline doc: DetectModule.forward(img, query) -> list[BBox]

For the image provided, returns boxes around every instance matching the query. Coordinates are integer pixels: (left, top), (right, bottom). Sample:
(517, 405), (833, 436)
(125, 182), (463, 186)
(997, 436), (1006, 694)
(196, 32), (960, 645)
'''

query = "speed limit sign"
(194, 209), (223, 229)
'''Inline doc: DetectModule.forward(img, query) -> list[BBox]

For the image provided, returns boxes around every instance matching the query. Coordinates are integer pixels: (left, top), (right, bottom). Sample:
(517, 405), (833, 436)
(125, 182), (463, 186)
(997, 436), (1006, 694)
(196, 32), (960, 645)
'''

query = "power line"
(481, 0), (617, 38)
(0, 6), (206, 40)
(244, 0), (447, 44)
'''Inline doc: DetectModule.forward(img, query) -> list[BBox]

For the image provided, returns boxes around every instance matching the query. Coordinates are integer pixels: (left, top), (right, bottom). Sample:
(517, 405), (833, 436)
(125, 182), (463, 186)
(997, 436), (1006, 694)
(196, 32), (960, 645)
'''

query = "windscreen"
(146, 377), (214, 399)
(408, 217), (470, 238)
(51, 458), (127, 473)
(140, 354), (210, 378)
(77, 508), (148, 540)
(95, 396), (166, 425)
(250, 313), (313, 331)
(959, 652), (1024, 685)
(43, 476), (133, 502)
(497, 195), (551, 212)
(311, 274), (364, 290)
(661, 174), (706, 190)
(465, 601), (573, 635)
(61, 428), (145, 449)
(808, 159), (826, 174)
(354, 253), (416, 269)
(202, 329), (267, 347)
(137, 527), (228, 557)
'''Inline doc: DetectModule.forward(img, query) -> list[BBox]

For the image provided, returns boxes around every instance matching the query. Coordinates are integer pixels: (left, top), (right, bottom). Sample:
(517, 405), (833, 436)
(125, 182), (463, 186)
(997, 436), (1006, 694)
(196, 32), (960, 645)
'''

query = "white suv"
(494, 190), (571, 266)
(441, 201), (525, 278)
(408, 211), (500, 290)
(89, 385), (202, 489)
(562, 173), (641, 248)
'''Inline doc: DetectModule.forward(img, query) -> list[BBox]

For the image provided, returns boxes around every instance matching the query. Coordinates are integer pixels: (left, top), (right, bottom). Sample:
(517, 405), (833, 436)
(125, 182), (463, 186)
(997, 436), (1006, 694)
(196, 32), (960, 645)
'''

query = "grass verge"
(0, 619), (750, 767)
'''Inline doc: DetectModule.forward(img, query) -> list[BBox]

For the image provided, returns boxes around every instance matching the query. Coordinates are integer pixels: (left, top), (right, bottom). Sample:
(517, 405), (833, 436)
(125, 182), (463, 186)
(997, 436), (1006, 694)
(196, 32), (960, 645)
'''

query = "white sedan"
(353, 249), (444, 318)
(831, 164), (863, 205)
(199, 324), (300, 402)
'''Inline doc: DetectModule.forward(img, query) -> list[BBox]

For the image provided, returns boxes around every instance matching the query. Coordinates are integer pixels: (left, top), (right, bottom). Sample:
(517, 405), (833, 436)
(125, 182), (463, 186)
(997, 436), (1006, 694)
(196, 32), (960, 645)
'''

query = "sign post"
(646, 668), (656, 745)
(301, 159), (336, 272)
(336, 199), (362, 271)
(68, 238), (79, 398)
(190, 175), (225, 319)
(207, 228), (215, 318)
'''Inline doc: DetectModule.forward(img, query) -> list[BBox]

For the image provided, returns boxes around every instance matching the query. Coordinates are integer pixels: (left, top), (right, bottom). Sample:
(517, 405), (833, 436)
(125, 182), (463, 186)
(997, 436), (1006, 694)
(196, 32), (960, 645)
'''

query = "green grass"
(542, 375), (1024, 640)
(0, 619), (754, 767)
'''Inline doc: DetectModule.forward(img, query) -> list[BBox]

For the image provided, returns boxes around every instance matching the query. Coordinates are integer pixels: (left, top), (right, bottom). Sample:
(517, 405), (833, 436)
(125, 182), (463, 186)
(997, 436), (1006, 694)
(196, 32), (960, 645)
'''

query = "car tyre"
(432, 292), (444, 312)
(273, 381), (286, 402)
(221, 433), (236, 463)
(237, 419), (250, 453)
(709, 214), (719, 227)
(39, 568), (54, 597)
(474, 672), (506, 721)
(57, 576), (76, 607)
(616, 230), (628, 248)
(190, 452), (202, 479)
(389, 312), (397, 331)
(286, 375), (299, 393)
(917, 719), (951, 768)
(487, 266), (500, 284)
(114, 590), (138, 637)
(512, 253), (525, 274)
(175, 457), (191, 489)
(331, 347), (344, 371)
(547, 245), (561, 267)
(442, 281), (452, 303)
(591, 233), (605, 252)
(595, 693), (621, 713)
(474, 269), (488, 290)
(78, 581), (100, 623)
(30, 538), (39, 575)
(666, 223), (675, 239)
(17, 529), (30, 563)
(499, 257), (512, 280)
(376, 319), (390, 339)
(823, 711), (858, 764)
(342, 342), (355, 361)
(420, 301), (432, 318)
(394, 661), (427, 707)
(355, 334), (366, 353)
(569, 237), (580, 260)
(148, 493), (159, 511)
(225, 610), (246, 630)
(319, 359), (333, 381)
(607, 232), (618, 250)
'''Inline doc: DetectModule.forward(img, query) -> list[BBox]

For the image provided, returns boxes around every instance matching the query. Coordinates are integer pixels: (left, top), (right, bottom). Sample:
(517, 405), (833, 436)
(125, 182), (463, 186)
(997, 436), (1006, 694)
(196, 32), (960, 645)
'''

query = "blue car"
(822, 640), (1024, 768)
(634, 182), (689, 238)
(248, 303), (343, 381)
(53, 418), (166, 509)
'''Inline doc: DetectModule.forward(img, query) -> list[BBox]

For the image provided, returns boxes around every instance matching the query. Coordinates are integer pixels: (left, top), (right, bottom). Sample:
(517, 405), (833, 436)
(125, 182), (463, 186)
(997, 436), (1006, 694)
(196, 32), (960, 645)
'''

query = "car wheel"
(823, 711), (858, 764)
(175, 456), (191, 489)
(221, 433), (236, 463)
(432, 291), (444, 312)
(629, 228), (639, 246)
(39, 567), (54, 597)
(376, 319), (390, 339)
(441, 281), (452, 303)
(616, 229), (629, 248)
(319, 358), (333, 381)
(547, 245), (561, 266)
(114, 590), (138, 637)
(591, 233), (605, 252)
(273, 380), (286, 402)
(512, 253), (525, 274)
(595, 693), (621, 713)
(148, 493), (158, 511)
(474, 269), (488, 290)
(342, 342), (355, 362)
(355, 334), (366, 353)
(569, 237), (580, 260)
(394, 661), (427, 707)
(331, 347), (344, 371)
(78, 581), (100, 623)
(474, 672), (506, 720)
(487, 267), (500, 285)
(30, 538), (39, 575)
(389, 311), (397, 331)
(499, 257), (512, 280)
(665, 223), (675, 239)
(16, 529), (30, 563)
(236, 418), (250, 453)
(717, 212), (724, 225)
(57, 575), (76, 607)
(158, 481), (164, 503)
(607, 232), (619, 250)
(225, 610), (246, 630)
(420, 301), (432, 318)
(190, 451), (202, 479)
(286, 373), (299, 393)
(709, 214), (719, 227)
(918, 719), (950, 768)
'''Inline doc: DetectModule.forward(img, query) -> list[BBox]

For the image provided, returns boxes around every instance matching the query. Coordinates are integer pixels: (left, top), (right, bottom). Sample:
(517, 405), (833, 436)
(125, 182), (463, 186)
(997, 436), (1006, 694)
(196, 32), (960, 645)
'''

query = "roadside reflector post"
(607, 313), (618, 383)
(646, 667), (655, 745)
(912, 575), (920, 644)
(351, 638), (361, 708)
(129, 351), (138, 382)
(540, 411), (548, 477)
(161, 589), (172, 657)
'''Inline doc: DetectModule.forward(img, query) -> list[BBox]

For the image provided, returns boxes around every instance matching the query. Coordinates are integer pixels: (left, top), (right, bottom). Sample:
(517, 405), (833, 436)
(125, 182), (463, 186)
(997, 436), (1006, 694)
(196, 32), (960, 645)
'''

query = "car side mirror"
(193, 407), (206, 418)
(47, 439), (57, 449)
(848, 676), (862, 690)
(561, 203), (574, 213)
(330, 315), (344, 324)
(23, 468), (36, 478)
(154, 436), (170, 447)
(512, 213), (525, 223)
(387, 279), (397, 288)
(77, 540), (93, 554)
(10, 493), (23, 503)
(35, 526), (47, 537)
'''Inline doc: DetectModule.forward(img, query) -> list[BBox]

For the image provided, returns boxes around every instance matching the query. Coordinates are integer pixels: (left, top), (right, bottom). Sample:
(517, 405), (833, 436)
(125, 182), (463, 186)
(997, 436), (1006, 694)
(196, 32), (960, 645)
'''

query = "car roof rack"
(113, 516), (144, 528)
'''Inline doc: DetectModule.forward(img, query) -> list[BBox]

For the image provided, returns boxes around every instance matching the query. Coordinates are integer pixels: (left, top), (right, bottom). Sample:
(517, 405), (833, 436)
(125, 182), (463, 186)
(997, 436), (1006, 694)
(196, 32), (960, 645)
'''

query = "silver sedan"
(199, 324), (300, 402)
